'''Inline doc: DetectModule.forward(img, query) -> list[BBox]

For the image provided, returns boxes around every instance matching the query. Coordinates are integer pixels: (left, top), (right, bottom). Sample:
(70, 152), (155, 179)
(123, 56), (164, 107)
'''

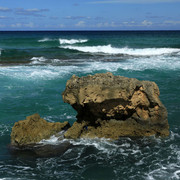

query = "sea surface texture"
(0, 31), (180, 180)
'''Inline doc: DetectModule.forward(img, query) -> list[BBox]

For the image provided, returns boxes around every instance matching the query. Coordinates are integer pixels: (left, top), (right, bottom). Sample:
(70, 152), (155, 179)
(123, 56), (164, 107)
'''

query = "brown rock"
(64, 121), (88, 139)
(62, 72), (169, 139)
(11, 113), (70, 147)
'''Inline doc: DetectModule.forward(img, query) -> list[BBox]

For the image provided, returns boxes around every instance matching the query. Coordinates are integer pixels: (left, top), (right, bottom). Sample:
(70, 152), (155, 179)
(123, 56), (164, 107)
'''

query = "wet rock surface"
(11, 113), (70, 147)
(9, 141), (71, 158)
(63, 72), (169, 139)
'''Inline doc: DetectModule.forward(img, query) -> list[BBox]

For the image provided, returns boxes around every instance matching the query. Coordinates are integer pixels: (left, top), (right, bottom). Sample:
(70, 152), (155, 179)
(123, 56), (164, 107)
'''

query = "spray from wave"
(61, 44), (180, 56)
(59, 39), (88, 45)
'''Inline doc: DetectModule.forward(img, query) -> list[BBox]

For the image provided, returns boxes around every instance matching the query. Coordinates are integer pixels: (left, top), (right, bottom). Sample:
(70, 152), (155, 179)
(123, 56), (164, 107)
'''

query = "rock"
(33, 141), (71, 157)
(64, 121), (88, 139)
(63, 72), (169, 139)
(9, 141), (71, 158)
(11, 113), (70, 147)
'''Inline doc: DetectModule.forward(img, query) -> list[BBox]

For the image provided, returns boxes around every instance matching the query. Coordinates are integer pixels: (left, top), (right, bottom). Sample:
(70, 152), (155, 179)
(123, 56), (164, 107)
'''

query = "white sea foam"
(69, 138), (119, 154)
(0, 124), (11, 136)
(1, 57), (180, 81)
(31, 57), (47, 61)
(30, 57), (47, 64)
(38, 38), (55, 42)
(61, 44), (180, 56)
(40, 131), (66, 145)
(1, 51), (180, 81)
(0, 65), (80, 80)
(85, 54), (180, 71)
(59, 39), (88, 45)
(174, 170), (180, 179)
(30, 57), (63, 65)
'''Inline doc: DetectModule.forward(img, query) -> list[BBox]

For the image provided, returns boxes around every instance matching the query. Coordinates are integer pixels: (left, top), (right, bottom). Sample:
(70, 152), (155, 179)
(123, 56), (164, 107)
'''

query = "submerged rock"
(62, 72), (169, 139)
(9, 141), (71, 158)
(11, 113), (70, 147)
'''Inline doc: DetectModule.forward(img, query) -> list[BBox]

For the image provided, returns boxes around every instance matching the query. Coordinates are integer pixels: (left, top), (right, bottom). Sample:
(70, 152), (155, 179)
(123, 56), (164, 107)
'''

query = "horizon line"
(0, 29), (180, 32)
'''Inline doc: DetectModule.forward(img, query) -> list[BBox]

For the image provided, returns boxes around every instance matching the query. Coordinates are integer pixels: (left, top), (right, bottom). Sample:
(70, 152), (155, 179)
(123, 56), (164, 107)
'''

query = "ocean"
(0, 31), (180, 180)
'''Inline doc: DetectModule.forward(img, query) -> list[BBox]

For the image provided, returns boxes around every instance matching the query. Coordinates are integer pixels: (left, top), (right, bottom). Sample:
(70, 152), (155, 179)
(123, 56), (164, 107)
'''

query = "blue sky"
(0, 0), (180, 30)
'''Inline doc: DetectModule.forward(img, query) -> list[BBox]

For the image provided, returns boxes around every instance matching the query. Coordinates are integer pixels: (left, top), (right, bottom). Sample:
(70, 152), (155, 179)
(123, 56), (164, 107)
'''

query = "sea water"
(0, 31), (180, 180)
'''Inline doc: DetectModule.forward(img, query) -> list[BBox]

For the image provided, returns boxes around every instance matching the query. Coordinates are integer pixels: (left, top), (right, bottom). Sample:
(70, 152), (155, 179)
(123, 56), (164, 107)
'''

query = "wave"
(1, 55), (180, 81)
(38, 38), (55, 42)
(31, 57), (47, 62)
(61, 44), (180, 56)
(30, 57), (63, 65)
(59, 39), (88, 45)
(38, 38), (88, 45)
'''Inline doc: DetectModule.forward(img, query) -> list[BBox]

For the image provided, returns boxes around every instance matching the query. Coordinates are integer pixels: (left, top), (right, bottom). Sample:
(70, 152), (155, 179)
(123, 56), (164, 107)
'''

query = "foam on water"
(30, 57), (47, 64)
(0, 65), (79, 80)
(0, 124), (11, 136)
(1, 54), (180, 81)
(85, 55), (180, 71)
(61, 44), (180, 56)
(35, 132), (180, 179)
(38, 38), (55, 42)
(39, 131), (66, 145)
(30, 57), (63, 65)
(1, 31), (180, 180)
(59, 39), (88, 45)
(69, 138), (119, 154)
(31, 57), (47, 62)
(0, 130), (180, 180)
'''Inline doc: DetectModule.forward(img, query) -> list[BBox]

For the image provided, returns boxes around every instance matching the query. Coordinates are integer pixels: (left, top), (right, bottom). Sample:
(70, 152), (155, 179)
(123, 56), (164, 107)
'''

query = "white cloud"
(10, 22), (35, 28)
(0, 16), (7, 19)
(121, 21), (137, 27)
(65, 16), (91, 20)
(93, 20), (153, 28)
(142, 20), (153, 26)
(96, 22), (118, 28)
(75, 21), (86, 27)
(25, 22), (34, 28)
(11, 23), (22, 28)
(0, 7), (11, 12)
(15, 8), (48, 17)
(89, 0), (180, 4)
(59, 24), (65, 28)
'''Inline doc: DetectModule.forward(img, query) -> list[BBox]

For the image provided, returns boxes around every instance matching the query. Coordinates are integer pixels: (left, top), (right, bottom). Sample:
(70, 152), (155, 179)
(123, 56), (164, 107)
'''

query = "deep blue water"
(0, 31), (180, 180)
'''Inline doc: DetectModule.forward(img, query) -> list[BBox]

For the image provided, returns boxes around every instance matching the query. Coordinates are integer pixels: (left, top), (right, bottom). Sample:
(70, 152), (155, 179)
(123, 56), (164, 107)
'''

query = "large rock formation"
(11, 113), (70, 147)
(63, 72), (169, 139)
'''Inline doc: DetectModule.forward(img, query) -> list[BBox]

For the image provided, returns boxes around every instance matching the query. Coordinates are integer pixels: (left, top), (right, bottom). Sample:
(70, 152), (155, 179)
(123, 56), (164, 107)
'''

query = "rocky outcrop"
(62, 72), (169, 139)
(11, 113), (70, 147)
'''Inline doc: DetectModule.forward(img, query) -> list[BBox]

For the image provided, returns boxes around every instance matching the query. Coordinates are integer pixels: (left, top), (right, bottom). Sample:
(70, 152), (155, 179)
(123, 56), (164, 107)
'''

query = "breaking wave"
(61, 44), (180, 56)
(30, 57), (63, 65)
(59, 39), (88, 45)
(38, 38), (55, 42)
(31, 57), (47, 62)
(1, 55), (180, 81)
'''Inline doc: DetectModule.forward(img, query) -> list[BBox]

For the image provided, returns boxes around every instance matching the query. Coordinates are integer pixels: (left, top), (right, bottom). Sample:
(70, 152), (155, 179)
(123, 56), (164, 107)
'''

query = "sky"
(0, 0), (180, 30)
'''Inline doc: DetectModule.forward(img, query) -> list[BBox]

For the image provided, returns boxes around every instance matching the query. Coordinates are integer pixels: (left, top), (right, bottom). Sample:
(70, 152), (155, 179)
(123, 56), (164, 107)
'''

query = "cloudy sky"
(0, 0), (180, 30)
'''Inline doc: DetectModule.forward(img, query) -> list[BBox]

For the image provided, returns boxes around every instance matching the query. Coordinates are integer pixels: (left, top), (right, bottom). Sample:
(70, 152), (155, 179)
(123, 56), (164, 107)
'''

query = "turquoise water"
(0, 31), (180, 180)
